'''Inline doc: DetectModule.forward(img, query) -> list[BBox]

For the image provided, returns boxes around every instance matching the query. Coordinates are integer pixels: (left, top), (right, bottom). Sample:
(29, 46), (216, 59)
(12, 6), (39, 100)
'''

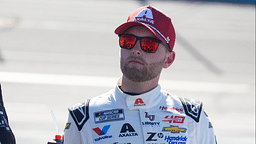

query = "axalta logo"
(134, 8), (154, 25)
(159, 106), (183, 112)
(134, 98), (146, 106)
(92, 125), (112, 141)
(119, 123), (138, 137)
(162, 125), (187, 133)
(162, 115), (185, 124)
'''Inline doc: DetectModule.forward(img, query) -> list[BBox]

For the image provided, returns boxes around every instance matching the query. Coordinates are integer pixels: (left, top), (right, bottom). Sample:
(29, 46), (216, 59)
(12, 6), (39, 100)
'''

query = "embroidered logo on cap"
(167, 36), (170, 43)
(134, 8), (154, 25)
(134, 98), (146, 106)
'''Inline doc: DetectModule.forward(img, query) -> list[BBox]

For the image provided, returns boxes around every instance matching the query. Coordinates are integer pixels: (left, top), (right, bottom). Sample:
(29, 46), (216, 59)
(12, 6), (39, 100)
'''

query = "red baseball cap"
(115, 5), (176, 51)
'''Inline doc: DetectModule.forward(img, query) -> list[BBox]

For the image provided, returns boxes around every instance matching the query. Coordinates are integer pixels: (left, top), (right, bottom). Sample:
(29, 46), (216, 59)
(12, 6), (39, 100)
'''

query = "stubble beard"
(120, 57), (165, 82)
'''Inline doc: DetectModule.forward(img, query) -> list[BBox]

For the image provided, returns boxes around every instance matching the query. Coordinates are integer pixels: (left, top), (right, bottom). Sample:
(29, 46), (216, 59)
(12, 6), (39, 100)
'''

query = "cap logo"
(167, 37), (170, 43)
(134, 8), (154, 25)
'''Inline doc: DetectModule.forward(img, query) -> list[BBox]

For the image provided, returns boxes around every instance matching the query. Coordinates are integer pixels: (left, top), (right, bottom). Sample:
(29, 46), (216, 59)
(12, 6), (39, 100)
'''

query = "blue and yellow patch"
(64, 123), (71, 131)
(209, 122), (213, 128)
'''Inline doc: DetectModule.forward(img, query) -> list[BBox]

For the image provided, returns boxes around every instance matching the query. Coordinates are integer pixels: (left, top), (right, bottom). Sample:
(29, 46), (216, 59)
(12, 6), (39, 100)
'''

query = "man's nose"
(131, 41), (142, 56)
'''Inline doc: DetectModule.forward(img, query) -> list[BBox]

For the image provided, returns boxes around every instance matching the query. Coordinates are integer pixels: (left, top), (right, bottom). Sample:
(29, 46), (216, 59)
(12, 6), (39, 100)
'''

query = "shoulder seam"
(179, 97), (202, 123)
(69, 99), (90, 131)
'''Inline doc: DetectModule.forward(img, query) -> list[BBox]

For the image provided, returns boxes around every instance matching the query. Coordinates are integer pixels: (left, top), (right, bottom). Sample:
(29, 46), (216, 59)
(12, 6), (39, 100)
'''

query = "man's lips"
(128, 59), (144, 65)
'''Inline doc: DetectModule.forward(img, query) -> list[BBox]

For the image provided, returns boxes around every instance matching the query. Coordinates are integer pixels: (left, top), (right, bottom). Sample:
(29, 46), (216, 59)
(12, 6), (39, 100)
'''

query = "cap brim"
(114, 21), (166, 44)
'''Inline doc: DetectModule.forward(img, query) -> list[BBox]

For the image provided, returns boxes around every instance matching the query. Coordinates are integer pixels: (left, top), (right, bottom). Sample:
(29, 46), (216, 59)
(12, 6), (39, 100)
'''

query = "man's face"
(120, 26), (170, 82)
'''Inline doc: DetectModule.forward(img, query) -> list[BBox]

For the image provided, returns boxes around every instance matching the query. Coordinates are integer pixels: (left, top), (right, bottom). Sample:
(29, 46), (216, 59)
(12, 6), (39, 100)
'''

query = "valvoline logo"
(93, 125), (110, 136)
(134, 98), (146, 106)
(92, 125), (112, 141)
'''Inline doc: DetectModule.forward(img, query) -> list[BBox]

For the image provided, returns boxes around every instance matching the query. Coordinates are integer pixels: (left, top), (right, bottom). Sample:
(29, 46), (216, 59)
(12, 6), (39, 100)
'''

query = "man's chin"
(122, 68), (151, 82)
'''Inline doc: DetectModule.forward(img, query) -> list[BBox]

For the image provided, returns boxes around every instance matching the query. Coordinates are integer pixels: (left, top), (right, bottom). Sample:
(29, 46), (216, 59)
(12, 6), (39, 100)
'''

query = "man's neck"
(120, 75), (160, 94)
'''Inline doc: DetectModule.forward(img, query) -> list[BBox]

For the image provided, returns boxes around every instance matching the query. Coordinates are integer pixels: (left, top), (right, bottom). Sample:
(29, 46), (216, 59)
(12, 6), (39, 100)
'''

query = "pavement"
(0, 0), (254, 143)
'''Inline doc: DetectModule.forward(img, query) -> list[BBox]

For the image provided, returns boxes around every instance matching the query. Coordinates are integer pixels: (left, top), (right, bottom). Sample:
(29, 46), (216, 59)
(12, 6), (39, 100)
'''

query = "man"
(0, 84), (16, 144)
(63, 5), (217, 144)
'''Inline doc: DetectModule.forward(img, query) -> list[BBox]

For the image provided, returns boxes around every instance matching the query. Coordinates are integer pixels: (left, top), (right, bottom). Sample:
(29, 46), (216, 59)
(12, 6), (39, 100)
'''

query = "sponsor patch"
(94, 109), (125, 123)
(145, 112), (155, 121)
(164, 136), (188, 143)
(64, 123), (71, 130)
(159, 106), (183, 113)
(94, 135), (112, 142)
(146, 132), (164, 141)
(119, 123), (138, 137)
(204, 111), (208, 117)
(93, 125), (111, 136)
(162, 115), (185, 124)
(134, 8), (155, 25)
(92, 125), (112, 141)
(209, 122), (213, 128)
(162, 125), (187, 133)
(142, 121), (160, 127)
(134, 98), (146, 107)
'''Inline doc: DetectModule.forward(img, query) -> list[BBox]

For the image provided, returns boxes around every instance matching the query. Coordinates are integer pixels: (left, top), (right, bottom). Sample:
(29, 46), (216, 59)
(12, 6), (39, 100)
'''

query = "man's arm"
(0, 84), (16, 144)
(197, 110), (217, 144)
(63, 99), (92, 144)
(63, 114), (83, 144)
(179, 97), (217, 143)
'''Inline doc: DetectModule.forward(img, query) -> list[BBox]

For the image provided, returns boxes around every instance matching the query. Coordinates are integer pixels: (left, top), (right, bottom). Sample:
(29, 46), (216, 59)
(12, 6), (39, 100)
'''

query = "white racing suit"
(63, 85), (217, 144)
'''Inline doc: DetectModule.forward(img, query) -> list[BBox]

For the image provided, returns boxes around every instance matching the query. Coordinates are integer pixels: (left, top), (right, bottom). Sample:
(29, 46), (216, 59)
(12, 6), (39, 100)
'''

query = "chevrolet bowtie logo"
(162, 125), (187, 133)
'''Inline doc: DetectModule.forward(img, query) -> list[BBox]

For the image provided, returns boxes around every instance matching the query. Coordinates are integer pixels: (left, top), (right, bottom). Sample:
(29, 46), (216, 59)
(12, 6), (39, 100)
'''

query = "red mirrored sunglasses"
(118, 34), (171, 53)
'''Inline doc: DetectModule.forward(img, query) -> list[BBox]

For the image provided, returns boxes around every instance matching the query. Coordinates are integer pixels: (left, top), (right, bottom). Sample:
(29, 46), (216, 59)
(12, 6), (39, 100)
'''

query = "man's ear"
(163, 51), (175, 69)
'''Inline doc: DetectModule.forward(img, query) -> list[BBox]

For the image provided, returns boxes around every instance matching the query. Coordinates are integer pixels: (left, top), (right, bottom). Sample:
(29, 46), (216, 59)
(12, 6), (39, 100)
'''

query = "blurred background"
(0, 0), (254, 143)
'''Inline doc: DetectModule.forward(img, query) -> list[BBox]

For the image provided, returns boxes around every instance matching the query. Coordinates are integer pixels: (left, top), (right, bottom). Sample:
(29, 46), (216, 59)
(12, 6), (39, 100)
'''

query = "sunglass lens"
(120, 35), (136, 49)
(141, 38), (158, 53)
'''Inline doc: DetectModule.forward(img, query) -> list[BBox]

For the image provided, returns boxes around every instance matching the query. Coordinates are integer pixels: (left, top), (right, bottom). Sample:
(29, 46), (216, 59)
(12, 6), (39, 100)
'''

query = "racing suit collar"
(115, 85), (162, 110)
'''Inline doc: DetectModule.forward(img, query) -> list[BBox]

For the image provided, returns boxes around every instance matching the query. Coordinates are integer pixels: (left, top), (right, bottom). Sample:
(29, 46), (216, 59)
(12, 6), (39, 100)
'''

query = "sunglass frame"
(118, 34), (172, 53)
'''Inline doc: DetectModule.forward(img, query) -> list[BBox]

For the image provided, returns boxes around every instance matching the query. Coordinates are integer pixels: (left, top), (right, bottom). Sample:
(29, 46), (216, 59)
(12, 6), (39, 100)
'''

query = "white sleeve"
(63, 100), (93, 144)
(179, 97), (217, 144)
(197, 110), (217, 144)
(63, 114), (84, 144)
